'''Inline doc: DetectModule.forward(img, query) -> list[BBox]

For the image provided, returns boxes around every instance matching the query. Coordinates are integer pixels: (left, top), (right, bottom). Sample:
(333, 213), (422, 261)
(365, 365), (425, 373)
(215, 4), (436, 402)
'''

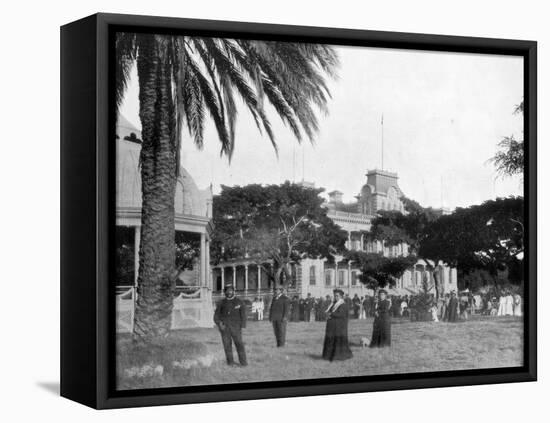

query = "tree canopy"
(490, 101), (524, 178)
(211, 182), (348, 287)
(344, 250), (417, 290)
(420, 197), (524, 287)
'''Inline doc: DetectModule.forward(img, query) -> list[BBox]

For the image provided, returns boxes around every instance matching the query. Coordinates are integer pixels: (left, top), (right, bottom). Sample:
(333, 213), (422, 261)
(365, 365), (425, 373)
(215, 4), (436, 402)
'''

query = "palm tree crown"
(116, 33), (339, 160)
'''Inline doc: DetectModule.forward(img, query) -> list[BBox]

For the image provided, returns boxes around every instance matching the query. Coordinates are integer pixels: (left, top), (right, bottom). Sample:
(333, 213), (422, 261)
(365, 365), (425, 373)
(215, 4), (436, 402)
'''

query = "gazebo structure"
(115, 115), (214, 332)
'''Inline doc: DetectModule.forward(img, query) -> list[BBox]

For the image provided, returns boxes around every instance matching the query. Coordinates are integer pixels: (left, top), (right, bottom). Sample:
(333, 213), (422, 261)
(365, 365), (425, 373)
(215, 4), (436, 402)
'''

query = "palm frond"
(185, 52), (232, 156)
(115, 32), (137, 110)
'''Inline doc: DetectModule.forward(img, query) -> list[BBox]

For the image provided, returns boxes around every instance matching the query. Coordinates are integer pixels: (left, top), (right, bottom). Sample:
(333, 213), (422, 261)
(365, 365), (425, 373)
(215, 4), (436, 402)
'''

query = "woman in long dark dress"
(370, 289), (392, 348)
(447, 291), (459, 322)
(322, 289), (353, 361)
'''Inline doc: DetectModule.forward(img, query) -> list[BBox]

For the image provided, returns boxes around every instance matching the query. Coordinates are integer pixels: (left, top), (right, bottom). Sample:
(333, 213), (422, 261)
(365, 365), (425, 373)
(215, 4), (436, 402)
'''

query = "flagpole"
(381, 114), (384, 170)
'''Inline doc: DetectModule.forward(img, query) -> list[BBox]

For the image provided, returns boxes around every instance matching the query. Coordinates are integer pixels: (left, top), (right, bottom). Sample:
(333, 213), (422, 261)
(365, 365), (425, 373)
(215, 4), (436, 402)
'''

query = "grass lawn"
(116, 315), (523, 390)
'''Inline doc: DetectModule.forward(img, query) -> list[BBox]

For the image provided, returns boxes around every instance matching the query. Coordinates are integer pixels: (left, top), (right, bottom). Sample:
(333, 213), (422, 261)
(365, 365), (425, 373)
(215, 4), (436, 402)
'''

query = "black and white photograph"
(113, 31), (527, 390)
(4, 0), (549, 418)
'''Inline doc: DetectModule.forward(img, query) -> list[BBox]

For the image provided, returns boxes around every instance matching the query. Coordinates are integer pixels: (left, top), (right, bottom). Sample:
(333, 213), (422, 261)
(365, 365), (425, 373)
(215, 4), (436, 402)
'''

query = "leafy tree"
(344, 250), (417, 290)
(116, 34), (339, 338)
(490, 101), (524, 178)
(175, 232), (200, 275)
(367, 197), (444, 297)
(420, 197), (524, 292)
(211, 182), (348, 289)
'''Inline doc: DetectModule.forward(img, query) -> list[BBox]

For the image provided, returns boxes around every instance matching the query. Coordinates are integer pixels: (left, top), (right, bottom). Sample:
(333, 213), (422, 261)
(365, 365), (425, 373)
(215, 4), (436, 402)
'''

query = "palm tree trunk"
(133, 35), (177, 339)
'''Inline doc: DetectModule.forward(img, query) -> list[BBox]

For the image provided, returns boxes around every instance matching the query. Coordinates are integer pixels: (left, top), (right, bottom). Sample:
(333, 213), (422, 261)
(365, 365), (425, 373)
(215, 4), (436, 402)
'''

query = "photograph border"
(60, 12), (537, 409)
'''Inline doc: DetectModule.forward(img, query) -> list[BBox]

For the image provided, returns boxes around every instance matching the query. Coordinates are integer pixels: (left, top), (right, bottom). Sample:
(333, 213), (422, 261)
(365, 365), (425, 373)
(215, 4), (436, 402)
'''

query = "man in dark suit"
(269, 287), (291, 347)
(214, 284), (248, 366)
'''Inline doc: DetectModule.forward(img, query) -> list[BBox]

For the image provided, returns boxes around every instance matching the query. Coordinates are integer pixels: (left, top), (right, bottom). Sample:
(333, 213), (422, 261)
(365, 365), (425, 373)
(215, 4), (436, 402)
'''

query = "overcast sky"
(118, 43), (524, 210)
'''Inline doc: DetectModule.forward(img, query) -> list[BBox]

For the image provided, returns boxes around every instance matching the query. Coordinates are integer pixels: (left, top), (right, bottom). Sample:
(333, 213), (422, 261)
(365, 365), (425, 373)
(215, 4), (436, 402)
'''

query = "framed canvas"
(60, 13), (537, 409)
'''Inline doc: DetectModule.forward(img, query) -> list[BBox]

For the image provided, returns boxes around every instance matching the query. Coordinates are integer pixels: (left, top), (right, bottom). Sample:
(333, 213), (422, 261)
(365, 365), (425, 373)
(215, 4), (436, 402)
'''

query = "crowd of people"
(249, 292), (380, 323)
(214, 285), (523, 367)
(249, 290), (521, 323)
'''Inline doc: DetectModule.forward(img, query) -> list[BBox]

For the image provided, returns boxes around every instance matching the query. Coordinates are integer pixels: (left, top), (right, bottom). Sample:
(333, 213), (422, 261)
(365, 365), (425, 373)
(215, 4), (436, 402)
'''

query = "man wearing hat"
(269, 287), (291, 347)
(214, 284), (248, 366)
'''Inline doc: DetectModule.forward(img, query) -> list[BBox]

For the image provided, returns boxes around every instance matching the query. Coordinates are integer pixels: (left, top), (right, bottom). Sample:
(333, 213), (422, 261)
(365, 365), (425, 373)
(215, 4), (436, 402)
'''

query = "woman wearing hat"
(370, 289), (392, 347)
(322, 289), (353, 361)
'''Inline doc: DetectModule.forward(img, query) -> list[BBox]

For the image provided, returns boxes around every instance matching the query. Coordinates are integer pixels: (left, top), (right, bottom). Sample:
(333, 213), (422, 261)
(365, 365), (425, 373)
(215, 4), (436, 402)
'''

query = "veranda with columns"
(211, 260), (294, 301)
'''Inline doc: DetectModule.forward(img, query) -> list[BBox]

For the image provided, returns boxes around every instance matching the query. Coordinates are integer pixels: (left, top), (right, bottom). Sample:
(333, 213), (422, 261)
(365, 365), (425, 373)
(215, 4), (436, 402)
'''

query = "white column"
(232, 265), (237, 289)
(360, 234), (364, 251)
(134, 226), (140, 288)
(221, 266), (225, 291)
(257, 264), (261, 294)
(347, 232), (352, 250)
(205, 238), (211, 289)
(335, 261), (338, 286)
(200, 233), (206, 287)
(244, 264), (249, 294)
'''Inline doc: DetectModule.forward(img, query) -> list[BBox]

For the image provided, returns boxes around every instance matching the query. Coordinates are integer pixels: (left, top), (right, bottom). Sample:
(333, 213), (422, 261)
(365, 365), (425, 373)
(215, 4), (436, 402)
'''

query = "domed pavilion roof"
(116, 115), (212, 219)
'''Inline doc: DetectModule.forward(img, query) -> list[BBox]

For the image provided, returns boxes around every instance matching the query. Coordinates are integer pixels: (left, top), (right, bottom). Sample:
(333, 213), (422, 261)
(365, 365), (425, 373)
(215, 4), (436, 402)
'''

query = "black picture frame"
(60, 12), (537, 409)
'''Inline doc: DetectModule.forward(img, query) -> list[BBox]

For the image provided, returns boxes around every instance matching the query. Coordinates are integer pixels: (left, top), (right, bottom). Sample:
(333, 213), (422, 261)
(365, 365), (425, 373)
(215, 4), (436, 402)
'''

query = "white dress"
(513, 295), (522, 316)
(431, 306), (439, 322)
(505, 295), (514, 316)
(497, 296), (506, 316)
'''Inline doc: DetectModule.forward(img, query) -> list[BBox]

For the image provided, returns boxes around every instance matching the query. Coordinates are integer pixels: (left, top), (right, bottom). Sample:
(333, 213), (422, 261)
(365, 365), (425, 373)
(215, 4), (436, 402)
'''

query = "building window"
(309, 265), (316, 285)
(325, 270), (332, 286)
(338, 270), (346, 286)
(351, 271), (358, 286)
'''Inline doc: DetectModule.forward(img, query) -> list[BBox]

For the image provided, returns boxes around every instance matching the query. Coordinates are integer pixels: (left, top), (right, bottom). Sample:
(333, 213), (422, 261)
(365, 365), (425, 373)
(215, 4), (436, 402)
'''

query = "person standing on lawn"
(352, 294), (361, 319)
(213, 284), (247, 366)
(359, 296), (366, 319)
(370, 289), (392, 347)
(270, 287), (291, 347)
(322, 289), (353, 361)
(304, 293), (315, 322)
(442, 293), (451, 321)
(251, 297), (264, 321)
(504, 290), (515, 316)
(447, 291), (459, 322)
(513, 293), (522, 316)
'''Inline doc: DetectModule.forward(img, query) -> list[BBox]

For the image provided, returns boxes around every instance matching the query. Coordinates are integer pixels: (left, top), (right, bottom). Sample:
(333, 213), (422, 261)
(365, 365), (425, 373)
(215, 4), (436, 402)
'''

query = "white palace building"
(115, 116), (457, 331)
(211, 170), (457, 303)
